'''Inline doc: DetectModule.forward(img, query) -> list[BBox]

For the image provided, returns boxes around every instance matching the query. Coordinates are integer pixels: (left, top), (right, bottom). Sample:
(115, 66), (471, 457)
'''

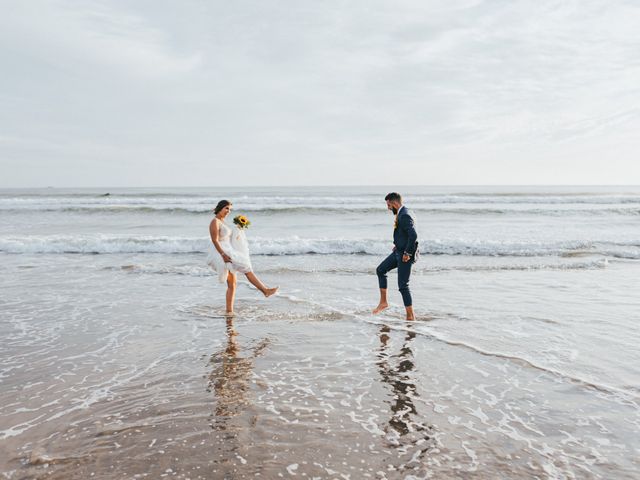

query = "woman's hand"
(222, 253), (232, 263)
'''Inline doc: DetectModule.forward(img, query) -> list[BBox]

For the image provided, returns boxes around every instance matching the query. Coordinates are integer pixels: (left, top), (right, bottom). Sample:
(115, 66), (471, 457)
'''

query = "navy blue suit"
(376, 206), (418, 307)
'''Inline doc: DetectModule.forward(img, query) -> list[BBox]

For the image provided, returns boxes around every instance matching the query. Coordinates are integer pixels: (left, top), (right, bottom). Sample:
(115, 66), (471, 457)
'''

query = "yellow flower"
(233, 214), (251, 229)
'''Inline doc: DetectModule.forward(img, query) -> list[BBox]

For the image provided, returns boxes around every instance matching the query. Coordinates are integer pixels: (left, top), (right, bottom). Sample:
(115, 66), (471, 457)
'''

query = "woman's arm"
(209, 219), (231, 262)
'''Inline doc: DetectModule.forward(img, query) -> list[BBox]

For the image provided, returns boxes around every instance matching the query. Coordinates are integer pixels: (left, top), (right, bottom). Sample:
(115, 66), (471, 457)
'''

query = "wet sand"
(3, 307), (638, 479)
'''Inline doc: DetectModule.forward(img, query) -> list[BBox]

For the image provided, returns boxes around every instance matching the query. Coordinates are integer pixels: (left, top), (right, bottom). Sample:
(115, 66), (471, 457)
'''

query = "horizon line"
(1, 184), (640, 190)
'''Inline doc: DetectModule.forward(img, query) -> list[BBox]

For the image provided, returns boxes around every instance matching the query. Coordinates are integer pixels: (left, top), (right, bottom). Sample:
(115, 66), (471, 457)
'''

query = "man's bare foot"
(405, 306), (415, 321)
(372, 302), (389, 314)
(264, 287), (279, 298)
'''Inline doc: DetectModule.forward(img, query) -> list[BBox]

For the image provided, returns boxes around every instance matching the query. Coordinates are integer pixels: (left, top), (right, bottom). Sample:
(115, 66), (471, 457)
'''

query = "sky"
(1, 0), (639, 187)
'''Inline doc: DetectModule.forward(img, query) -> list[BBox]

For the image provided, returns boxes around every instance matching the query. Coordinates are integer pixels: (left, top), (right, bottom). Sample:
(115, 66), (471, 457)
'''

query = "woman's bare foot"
(372, 302), (389, 314)
(225, 310), (235, 317)
(263, 287), (279, 298)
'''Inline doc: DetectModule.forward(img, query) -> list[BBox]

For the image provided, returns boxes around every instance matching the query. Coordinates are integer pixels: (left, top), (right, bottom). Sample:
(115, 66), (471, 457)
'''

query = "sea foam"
(1, 235), (638, 258)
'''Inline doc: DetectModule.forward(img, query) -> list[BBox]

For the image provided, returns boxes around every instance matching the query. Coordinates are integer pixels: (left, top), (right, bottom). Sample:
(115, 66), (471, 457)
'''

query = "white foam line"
(460, 441), (479, 472)
(0, 412), (48, 439)
(360, 317), (640, 404)
(61, 330), (131, 361)
(1, 350), (185, 439)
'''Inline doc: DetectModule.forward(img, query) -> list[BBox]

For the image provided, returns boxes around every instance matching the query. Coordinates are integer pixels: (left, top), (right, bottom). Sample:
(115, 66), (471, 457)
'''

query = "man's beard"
(391, 207), (398, 214)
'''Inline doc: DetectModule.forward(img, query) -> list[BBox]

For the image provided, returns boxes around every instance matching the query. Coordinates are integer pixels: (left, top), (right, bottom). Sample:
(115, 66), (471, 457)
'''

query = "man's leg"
(397, 258), (415, 320)
(373, 252), (397, 314)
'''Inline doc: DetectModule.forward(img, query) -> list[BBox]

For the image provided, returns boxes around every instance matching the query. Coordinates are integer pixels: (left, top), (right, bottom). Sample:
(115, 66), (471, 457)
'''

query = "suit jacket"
(393, 206), (418, 256)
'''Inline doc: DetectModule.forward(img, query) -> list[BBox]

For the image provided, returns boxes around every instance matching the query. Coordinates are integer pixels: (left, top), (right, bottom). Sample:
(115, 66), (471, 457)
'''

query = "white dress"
(206, 220), (253, 283)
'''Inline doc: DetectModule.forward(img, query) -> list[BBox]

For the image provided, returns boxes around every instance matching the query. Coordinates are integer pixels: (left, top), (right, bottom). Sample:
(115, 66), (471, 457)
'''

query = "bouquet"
(233, 215), (251, 229)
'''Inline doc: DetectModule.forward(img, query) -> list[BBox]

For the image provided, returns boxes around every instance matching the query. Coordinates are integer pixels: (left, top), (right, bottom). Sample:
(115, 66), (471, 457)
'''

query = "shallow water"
(1, 186), (639, 479)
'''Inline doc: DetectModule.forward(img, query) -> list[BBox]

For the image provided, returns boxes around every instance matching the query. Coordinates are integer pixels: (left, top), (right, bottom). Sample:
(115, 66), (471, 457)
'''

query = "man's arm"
(400, 213), (418, 256)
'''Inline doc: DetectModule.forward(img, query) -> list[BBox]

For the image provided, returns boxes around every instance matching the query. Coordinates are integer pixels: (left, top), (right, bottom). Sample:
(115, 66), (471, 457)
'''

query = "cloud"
(0, 1), (202, 79)
(1, 0), (639, 186)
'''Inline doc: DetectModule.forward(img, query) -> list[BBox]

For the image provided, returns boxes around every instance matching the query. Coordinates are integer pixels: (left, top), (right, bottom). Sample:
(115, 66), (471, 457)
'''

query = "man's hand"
(402, 253), (411, 263)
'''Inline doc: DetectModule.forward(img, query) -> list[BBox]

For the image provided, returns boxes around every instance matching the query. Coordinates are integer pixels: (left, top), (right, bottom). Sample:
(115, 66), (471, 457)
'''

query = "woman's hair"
(214, 200), (231, 214)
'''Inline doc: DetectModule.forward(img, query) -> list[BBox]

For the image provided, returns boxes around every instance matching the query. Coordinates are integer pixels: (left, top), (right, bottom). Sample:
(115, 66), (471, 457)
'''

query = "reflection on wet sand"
(377, 323), (434, 468)
(207, 318), (269, 431)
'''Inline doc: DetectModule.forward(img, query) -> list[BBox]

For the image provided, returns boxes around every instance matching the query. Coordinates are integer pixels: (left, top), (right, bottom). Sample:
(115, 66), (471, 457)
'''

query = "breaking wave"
(1, 235), (638, 258)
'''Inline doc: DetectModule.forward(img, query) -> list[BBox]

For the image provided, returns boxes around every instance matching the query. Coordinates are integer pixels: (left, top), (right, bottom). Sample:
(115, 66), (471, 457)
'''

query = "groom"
(373, 192), (418, 321)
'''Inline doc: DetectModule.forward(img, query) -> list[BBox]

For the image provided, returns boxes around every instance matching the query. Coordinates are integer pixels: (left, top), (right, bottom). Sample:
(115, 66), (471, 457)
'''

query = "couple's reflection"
(376, 322), (433, 460)
(207, 318), (268, 431)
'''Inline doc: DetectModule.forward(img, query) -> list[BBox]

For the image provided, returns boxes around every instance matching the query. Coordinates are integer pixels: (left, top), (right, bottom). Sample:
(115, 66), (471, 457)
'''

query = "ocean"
(1, 186), (639, 479)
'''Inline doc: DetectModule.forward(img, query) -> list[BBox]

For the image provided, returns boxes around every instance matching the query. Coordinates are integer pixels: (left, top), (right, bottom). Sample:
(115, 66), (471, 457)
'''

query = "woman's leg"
(226, 272), (237, 313)
(245, 272), (278, 297)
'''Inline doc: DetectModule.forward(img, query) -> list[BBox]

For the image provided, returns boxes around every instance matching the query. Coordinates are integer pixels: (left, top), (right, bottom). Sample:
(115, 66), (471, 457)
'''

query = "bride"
(207, 200), (278, 315)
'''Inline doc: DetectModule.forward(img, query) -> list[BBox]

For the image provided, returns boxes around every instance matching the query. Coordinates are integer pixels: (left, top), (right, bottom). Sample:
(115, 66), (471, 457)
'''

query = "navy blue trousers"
(376, 251), (413, 307)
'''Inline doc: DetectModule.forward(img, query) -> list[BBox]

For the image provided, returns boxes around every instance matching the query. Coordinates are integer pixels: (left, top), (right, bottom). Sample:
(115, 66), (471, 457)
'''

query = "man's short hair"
(385, 192), (402, 203)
